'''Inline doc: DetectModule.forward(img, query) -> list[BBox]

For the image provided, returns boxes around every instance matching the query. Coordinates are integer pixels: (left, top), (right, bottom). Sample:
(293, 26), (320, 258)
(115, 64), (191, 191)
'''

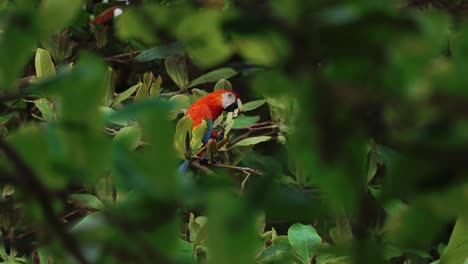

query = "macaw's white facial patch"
(221, 92), (237, 109)
(114, 8), (123, 17)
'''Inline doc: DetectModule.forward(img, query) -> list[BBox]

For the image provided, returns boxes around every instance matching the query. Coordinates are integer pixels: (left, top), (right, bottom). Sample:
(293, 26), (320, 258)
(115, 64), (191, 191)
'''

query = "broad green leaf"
(191, 88), (208, 100)
(214, 78), (232, 91)
(188, 68), (237, 88)
(150, 75), (163, 96)
(174, 238), (197, 264)
(0, 114), (13, 125)
(230, 136), (271, 149)
(288, 223), (322, 263)
(165, 56), (188, 89)
(191, 120), (207, 155)
(72, 212), (106, 232)
(68, 194), (105, 210)
(99, 107), (129, 126)
(242, 99), (266, 112)
(258, 236), (299, 264)
(207, 191), (260, 264)
(110, 84), (139, 107)
(32, 98), (55, 121)
(40, 0), (82, 33)
(41, 30), (75, 63)
(235, 32), (289, 66)
(0, 8), (38, 90)
(174, 116), (194, 159)
(135, 42), (185, 62)
(114, 126), (142, 151)
(168, 94), (191, 120)
(35, 48), (56, 78)
(440, 216), (468, 264)
(232, 116), (260, 128)
(176, 10), (233, 68)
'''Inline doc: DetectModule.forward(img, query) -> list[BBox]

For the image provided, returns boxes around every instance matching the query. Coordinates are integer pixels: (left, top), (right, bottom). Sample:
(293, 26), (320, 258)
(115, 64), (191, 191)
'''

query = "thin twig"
(210, 163), (264, 175)
(239, 173), (251, 196)
(0, 137), (89, 264)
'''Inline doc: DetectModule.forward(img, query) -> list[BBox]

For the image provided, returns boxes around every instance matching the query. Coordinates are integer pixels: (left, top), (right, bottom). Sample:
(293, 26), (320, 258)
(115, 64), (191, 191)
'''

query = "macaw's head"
(218, 90), (243, 112)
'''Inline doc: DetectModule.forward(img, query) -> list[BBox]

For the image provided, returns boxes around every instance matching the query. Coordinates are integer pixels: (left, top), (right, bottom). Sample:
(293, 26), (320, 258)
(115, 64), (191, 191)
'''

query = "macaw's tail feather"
(178, 160), (190, 176)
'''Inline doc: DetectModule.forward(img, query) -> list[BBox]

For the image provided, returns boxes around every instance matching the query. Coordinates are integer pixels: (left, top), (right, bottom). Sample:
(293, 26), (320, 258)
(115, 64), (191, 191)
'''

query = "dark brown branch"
(0, 137), (89, 264)
(190, 160), (215, 175)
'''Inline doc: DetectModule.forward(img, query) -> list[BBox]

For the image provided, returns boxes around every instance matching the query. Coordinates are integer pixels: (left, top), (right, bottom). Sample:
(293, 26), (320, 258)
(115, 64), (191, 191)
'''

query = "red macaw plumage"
(90, 6), (124, 25)
(178, 89), (242, 174)
(185, 89), (242, 144)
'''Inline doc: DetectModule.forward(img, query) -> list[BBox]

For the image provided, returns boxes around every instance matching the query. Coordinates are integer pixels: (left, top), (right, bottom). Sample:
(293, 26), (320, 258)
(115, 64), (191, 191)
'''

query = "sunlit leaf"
(114, 126), (142, 151)
(232, 116), (260, 128)
(110, 84), (140, 107)
(35, 48), (56, 78)
(165, 56), (189, 89)
(135, 42), (185, 62)
(287, 223), (322, 263)
(189, 68), (237, 88)
(230, 136), (271, 149)
(68, 194), (105, 210)
(242, 100), (266, 112)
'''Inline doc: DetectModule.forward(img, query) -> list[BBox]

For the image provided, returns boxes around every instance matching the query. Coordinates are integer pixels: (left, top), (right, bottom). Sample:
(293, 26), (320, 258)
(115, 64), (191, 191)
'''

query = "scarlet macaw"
(178, 89), (243, 173)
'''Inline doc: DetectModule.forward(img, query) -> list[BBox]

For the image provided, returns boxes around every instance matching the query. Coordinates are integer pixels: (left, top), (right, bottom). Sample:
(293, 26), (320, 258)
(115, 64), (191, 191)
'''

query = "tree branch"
(210, 163), (264, 176)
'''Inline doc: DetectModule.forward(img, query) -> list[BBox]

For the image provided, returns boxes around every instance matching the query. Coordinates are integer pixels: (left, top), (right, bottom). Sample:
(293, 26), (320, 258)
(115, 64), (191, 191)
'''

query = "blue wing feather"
(201, 118), (213, 144)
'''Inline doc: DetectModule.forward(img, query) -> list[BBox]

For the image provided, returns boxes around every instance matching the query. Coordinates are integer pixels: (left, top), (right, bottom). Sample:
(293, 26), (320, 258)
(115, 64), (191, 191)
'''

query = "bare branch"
(190, 160), (215, 175)
(210, 163), (264, 176)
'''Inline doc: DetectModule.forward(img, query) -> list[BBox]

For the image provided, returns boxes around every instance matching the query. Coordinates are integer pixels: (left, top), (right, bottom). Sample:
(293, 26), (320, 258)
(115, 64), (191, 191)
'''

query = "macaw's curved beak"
(225, 98), (243, 112)
(236, 98), (244, 112)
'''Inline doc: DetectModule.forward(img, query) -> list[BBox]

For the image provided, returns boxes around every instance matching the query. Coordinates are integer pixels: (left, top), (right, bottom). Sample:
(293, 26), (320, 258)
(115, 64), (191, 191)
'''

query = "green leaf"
(35, 48), (56, 79)
(168, 94), (191, 120)
(32, 98), (55, 121)
(68, 194), (105, 210)
(191, 88), (208, 100)
(165, 56), (189, 89)
(230, 136), (271, 149)
(188, 68), (237, 88)
(232, 116), (260, 128)
(40, 30), (75, 63)
(287, 223), (322, 263)
(242, 99), (266, 112)
(104, 67), (117, 106)
(191, 120), (207, 155)
(175, 10), (233, 68)
(174, 238), (197, 264)
(72, 212), (106, 232)
(174, 116), (194, 159)
(440, 216), (468, 264)
(214, 78), (233, 91)
(135, 42), (185, 62)
(114, 126), (142, 151)
(39, 0), (82, 33)
(0, 114), (13, 125)
(258, 236), (299, 264)
(110, 84), (139, 107)
(99, 107), (129, 126)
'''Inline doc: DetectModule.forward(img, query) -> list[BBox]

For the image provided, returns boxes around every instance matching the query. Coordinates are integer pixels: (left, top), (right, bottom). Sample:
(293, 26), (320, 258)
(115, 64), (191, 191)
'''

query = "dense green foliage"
(0, 0), (466, 263)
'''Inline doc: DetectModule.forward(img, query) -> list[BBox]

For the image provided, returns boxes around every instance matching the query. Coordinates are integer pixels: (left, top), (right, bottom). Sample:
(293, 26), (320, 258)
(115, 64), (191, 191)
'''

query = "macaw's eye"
(228, 93), (233, 97)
